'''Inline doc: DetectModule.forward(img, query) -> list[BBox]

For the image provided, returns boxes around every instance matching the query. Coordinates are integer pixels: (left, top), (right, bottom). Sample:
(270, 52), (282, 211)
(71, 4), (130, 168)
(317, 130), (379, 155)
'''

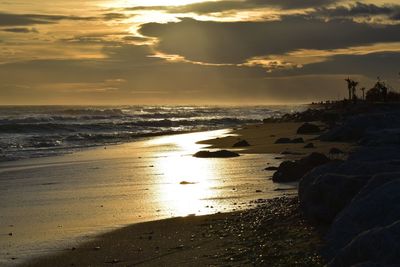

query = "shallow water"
(0, 129), (295, 266)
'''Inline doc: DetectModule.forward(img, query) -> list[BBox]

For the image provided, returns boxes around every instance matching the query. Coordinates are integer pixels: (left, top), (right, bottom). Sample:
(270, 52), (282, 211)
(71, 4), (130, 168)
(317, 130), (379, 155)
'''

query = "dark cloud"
(1, 27), (38, 33)
(0, 43), (399, 104)
(0, 12), (95, 26)
(140, 17), (400, 64)
(102, 13), (130, 21)
(125, 0), (337, 14)
(316, 2), (400, 19)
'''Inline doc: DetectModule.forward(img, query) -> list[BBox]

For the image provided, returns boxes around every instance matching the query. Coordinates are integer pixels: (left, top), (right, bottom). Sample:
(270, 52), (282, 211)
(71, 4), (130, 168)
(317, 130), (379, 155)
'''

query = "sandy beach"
(4, 120), (354, 267)
(0, 125), (296, 266)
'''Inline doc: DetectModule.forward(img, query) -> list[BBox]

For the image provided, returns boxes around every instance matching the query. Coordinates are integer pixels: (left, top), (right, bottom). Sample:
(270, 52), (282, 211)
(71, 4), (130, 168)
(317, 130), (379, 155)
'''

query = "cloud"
(0, 12), (95, 26)
(125, 0), (337, 14)
(1, 27), (38, 33)
(315, 2), (400, 20)
(140, 16), (400, 64)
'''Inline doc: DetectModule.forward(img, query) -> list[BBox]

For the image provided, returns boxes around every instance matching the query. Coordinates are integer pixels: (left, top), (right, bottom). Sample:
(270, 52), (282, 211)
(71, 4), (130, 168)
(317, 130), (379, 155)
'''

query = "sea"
(0, 105), (305, 162)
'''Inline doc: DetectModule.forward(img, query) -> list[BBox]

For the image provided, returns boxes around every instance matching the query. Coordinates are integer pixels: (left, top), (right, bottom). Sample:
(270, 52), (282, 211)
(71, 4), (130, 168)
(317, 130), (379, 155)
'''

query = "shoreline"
(12, 118), (356, 267)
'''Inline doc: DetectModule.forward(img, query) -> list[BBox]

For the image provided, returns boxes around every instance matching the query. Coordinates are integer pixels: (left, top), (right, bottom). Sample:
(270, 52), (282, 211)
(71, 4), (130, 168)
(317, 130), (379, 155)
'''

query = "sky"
(0, 0), (400, 105)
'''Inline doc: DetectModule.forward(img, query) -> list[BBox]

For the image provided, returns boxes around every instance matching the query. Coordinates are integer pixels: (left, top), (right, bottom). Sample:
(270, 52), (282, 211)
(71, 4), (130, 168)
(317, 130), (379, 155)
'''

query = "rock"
(304, 143), (315, 148)
(193, 150), (240, 158)
(272, 152), (330, 183)
(325, 179), (400, 259)
(348, 146), (400, 162)
(299, 173), (368, 224)
(296, 123), (321, 134)
(233, 140), (251, 147)
(299, 161), (345, 201)
(329, 148), (344, 155)
(356, 173), (400, 200)
(291, 137), (305, 143)
(320, 112), (400, 142)
(275, 138), (292, 144)
(265, 166), (279, 171)
(275, 137), (305, 144)
(329, 220), (400, 267)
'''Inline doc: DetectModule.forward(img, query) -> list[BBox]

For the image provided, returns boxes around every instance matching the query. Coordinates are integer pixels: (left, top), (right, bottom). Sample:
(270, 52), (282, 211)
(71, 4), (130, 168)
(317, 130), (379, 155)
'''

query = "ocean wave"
(0, 105), (305, 161)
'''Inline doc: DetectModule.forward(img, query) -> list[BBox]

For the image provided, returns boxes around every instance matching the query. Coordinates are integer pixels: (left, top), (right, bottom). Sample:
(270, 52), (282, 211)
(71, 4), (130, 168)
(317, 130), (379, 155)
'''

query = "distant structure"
(366, 77), (389, 102)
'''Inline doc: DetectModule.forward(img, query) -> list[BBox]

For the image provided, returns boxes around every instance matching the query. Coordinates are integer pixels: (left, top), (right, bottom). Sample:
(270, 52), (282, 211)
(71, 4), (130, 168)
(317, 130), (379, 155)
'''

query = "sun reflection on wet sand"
(147, 130), (228, 217)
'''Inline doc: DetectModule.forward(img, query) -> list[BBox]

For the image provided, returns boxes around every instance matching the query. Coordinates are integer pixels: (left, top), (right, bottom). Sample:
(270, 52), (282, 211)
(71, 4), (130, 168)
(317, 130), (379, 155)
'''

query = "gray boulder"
(325, 180), (400, 259)
(348, 146), (400, 162)
(329, 220), (400, 267)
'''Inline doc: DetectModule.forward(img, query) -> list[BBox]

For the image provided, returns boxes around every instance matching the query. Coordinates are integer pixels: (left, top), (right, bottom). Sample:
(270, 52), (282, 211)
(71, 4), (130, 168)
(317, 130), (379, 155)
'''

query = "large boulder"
(300, 173), (368, 224)
(325, 179), (400, 259)
(329, 220), (400, 267)
(193, 150), (240, 158)
(359, 129), (400, 146)
(297, 123), (321, 134)
(299, 161), (400, 202)
(272, 152), (330, 183)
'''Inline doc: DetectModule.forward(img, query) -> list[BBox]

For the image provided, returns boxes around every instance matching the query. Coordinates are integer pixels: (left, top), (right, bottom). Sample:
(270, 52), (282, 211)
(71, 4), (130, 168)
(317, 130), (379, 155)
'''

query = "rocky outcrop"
(272, 152), (330, 183)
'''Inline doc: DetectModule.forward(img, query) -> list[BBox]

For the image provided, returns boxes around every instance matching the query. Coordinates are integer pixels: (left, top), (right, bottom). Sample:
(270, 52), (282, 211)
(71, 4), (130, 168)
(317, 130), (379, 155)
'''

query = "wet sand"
(24, 197), (324, 267)
(1, 129), (293, 266)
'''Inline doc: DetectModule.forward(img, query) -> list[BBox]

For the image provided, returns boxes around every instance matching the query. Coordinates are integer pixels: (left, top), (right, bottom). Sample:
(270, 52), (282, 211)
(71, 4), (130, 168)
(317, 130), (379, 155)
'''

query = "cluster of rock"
(295, 110), (400, 266)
